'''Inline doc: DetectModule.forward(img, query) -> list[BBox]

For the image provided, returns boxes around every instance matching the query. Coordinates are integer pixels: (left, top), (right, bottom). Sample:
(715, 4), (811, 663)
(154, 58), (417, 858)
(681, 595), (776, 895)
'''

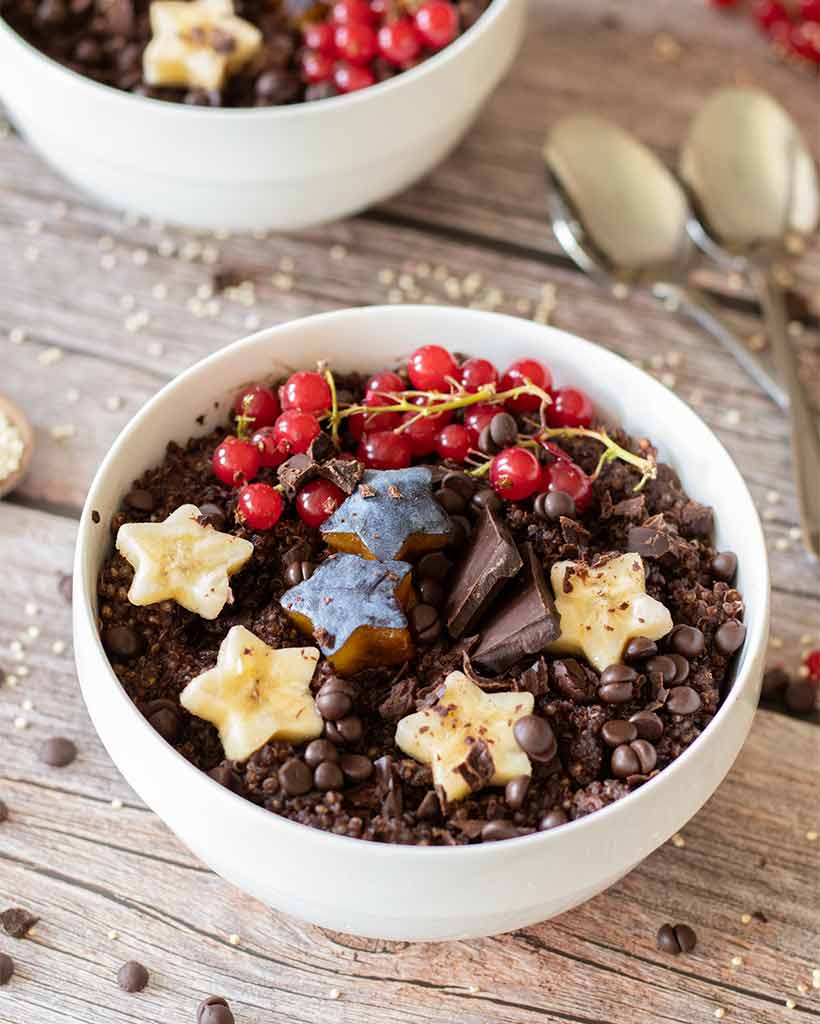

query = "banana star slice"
(180, 626), (322, 762)
(395, 671), (534, 803)
(144, 0), (263, 92)
(116, 503), (254, 620)
(547, 553), (673, 673)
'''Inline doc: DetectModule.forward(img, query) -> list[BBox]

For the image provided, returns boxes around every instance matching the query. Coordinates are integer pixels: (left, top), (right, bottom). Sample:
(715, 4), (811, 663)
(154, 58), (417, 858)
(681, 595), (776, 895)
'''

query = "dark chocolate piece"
(472, 543), (561, 673)
(445, 506), (522, 639)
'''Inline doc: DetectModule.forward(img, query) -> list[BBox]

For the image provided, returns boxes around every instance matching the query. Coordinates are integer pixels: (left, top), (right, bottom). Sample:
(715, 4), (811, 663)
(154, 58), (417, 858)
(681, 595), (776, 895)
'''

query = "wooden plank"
(0, 501), (818, 1024)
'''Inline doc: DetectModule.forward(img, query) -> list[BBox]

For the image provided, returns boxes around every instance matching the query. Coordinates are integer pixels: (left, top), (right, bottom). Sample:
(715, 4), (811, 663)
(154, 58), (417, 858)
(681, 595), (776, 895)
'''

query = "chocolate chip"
(304, 739), (339, 768)
(534, 490), (576, 521)
(599, 680), (634, 704)
(117, 960), (149, 993)
(418, 577), (444, 607)
(666, 685), (701, 715)
(436, 487), (466, 515)
(198, 502), (226, 530)
(630, 738), (657, 774)
(448, 514), (472, 550)
(785, 679), (817, 715)
(623, 636), (657, 663)
(0, 908), (38, 939)
(512, 715), (556, 761)
(629, 710), (664, 742)
(675, 923), (697, 952)
(645, 656), (676, 684)
(314, 761), (344, 791)
(505, 774), (530, 810)
(145, 700), (182, 743)
(38, 737), (76, 767)
(316, 690), (352, 721)
(417, 552), (452, 582)
(441, 471), (474, 501)
(611, 744), (641, 778)
(125, 488), (155, 512)
(539, 808), (568, 830)
(285, 560), (315, 587)
(409, 603), (442, 645)
(339, 753), (373, 782)
(656, 923), (681, 954)
(101, 624), (143, 660)
(208, 761), (244, 794)
(0, 953), (13, 986)
(711, 551), (737, 583)
(715, 620), (746, 657)
(477, 423), (498, 455)
(481, 819), (521, 842)
(326, 714), (363, 745)
(670, 625), (705, 658)
(761, 666), (790, 698)
(471, 488), (502, 514)
(91, 509), (101, 524)
(601, 720), (638, 747)
(489, 411), (517, 447)
(278, 758), (312, 796)
(199, 996), (235, 1024)
(318, 675), (358, 698)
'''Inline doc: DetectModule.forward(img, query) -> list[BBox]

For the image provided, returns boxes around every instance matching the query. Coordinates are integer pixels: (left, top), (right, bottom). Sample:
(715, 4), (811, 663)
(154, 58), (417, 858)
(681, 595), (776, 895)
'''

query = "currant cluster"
(209, 344), (647, 532)
(711, 0), (820, 64)
(300, 0), (462, 95)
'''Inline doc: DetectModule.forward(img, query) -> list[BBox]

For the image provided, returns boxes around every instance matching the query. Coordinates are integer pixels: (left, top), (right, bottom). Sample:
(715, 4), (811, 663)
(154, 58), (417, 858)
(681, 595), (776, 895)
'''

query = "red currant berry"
(547, 387), (594, 429)
(790, 22), (820, 59)
(802, 0), (820, 19)
(414, 0), (458, 49)
(331, 0), (375, 23)
(805, 649), (820, 681)
(303, 21), (336, 54)
(378, 18), (422, 64)
(458, 357), (499, 393)
(400, 409), (448, 456)
(435, 423), (471, 462)
(753, 0), (790, 30)
(334, 61), (376, 92)
(543, 460), (592, 512)
(499, 358), (553, 412)
(280, 370), (332, 415)
(463, 403), (498, 444)
(406, 344), (458, 391)
(212, 436), (261, 486)
(489, 447), (542, 502)
(301, 49), (335, 82)
(366, 370), (404, 395)
(272, 410), (321, 455)
(334, 21), (377, 63)
(295, 479), (346, 528)
(233, 384), (280, 431)
(357, 430), (413, 469)
(251, 427), (289, 468)
(236, 483), (284, 531)
(348, 390), (403, 440)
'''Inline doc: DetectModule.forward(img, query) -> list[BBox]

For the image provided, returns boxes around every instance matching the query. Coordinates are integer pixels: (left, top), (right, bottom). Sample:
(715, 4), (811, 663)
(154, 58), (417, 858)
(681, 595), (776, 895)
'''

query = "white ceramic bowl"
(74, 306), (769, 941)
(0, 1), (524, 231)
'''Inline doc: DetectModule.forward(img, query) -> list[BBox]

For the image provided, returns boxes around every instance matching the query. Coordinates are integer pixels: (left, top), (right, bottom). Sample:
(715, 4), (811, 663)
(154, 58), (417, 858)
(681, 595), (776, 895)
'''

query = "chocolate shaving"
(378, 676), (418, 721)
(461, 652), (518, 692)
(456, 739), (495, 792)
(552, 658), (598, 704)
(518, 656), (551, 697)
(612, 495), (646, 519)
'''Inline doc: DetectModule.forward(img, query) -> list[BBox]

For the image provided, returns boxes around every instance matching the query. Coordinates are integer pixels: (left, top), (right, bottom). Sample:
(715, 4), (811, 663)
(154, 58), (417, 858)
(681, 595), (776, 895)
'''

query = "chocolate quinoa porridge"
(1, 0), (490, 107)
(96, 347), (747, 845)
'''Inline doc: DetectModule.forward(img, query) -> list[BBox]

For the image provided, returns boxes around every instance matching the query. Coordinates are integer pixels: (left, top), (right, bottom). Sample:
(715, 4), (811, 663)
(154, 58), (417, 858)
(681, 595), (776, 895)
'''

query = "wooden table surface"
(1, 1), (819, 1022)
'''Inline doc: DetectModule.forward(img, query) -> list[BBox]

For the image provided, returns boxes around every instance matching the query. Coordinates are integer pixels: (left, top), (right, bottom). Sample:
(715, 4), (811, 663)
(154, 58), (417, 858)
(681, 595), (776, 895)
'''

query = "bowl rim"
(0, 0), (511, 121)
(75, 304), (770, 863)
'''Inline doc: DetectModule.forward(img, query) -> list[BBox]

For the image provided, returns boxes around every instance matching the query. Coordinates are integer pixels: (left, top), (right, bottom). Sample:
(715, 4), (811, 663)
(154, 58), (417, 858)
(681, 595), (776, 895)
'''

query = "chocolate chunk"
(715, 620), (746, 657)
(472, 543), (560, 673)
(512, 715), (556, 762)
(199, 996), (235, 1024)
(627, 524), (671, 559)
(611, 495), (646, 519)
(0, 908), (38, 939)
(711, 551), (738, 582)
(680, 501), (714, 539)
(101, 624), (143, 660)
(0, 952), (13, 985)
(278, 758), (312, 796)
(38, 737), (76, 767)
(552, 658), (597, 704)
(445, 506), (523, 639)
(277, 453), (315, 497)
(321, 456), (363, 495)
(117, 960), (149, 993)
(456, 739), (495, 792)
(539, 808), (568, 830)
(416, 791), (440, 819)
(378, 676), (417, 721)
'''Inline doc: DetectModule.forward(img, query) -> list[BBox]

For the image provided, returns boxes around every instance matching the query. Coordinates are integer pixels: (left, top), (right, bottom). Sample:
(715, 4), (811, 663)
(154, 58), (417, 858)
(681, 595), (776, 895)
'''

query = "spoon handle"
(650, 281), (788, 409)
(751, 266), (820, 558)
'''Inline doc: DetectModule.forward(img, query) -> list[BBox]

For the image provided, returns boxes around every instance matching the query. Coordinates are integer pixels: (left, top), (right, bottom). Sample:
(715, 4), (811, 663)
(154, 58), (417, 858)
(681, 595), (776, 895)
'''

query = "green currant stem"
(538, 427), (657, 492)
(321, 364), (341, 448)
(235, 395), (254, 440)
(339, 381), (552, 422)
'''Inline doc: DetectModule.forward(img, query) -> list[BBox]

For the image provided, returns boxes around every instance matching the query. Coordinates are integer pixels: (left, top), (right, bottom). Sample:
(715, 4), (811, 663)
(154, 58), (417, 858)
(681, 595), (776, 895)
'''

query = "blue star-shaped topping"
(280, 554), (414, 673)
(320, 467), (452, 562)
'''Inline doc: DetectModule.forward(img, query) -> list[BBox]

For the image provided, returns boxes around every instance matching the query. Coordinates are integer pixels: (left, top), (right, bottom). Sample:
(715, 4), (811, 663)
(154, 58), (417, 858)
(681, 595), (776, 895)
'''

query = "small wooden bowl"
(0, 396), (34, 499)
